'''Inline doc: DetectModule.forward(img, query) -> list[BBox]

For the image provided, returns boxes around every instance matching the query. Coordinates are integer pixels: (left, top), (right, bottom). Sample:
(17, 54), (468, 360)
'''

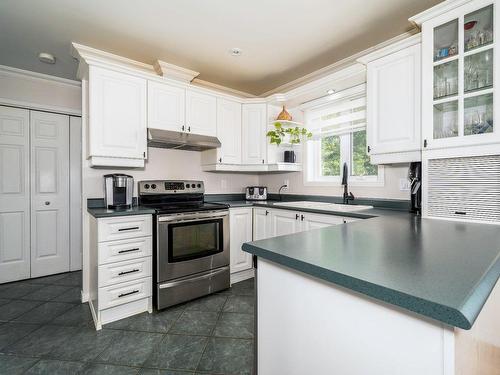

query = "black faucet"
(341, 162), (355, 205)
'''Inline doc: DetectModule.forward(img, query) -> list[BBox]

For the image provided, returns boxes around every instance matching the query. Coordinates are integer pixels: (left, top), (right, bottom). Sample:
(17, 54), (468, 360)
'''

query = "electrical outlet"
(399, 178), (410, 191)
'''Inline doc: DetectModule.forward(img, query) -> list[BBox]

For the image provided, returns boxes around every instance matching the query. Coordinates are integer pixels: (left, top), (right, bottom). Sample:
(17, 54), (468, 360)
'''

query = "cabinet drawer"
(98, 257), (152, 287)
(98, 215), (152, 242)
(98, 277), (151, 310)
(98, 236), (152, 265)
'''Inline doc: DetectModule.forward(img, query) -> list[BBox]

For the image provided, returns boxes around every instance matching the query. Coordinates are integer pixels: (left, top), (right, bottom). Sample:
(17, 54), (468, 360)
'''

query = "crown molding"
(259, 29), (418, 97)
(357, 34), (421, 64)
(153, 60), (200, 82)
(71, 42), (156, 79)
(192, 78), (256, 98)
(0, 64), (81, 87)
(409, 0), (471, 26)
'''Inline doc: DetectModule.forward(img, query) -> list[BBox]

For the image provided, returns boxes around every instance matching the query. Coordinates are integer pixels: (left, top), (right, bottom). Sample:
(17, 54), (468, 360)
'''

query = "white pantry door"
(30, 111), (70, 277)
(0, 106), (30, 283)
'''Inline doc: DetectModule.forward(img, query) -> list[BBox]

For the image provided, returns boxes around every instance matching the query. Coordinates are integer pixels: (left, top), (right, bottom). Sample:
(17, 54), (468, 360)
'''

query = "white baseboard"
(81, 290), (89, 303)
(231, 268), (255, 284)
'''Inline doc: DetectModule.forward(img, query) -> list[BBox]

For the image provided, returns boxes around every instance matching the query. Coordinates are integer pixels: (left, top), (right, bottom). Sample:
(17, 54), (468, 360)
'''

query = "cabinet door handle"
(44, 201), (50, 206)
(265, 210), (269, 216)
(424, 139), (428, 148)
(118, 226), (139, 232)
(219, 158), (222, 163)
(367, 145), (371, 153)
(118, 269), (140, 276)
(118, 248), (140, 254)
(262, 159), (264, 164)
(118, 290), (139, 298)
(182, 125), (185, 131)
(295, 213), (299, 220)
(301, 214), (305, 221)
(188, 126), (191, 132)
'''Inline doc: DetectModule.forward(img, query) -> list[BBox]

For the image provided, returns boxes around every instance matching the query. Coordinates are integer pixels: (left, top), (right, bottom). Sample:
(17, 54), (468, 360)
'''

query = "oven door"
(157, 210), (229, 282)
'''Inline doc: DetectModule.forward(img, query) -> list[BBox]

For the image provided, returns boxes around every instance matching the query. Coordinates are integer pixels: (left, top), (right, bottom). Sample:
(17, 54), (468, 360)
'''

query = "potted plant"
(267, 122), (312, 163)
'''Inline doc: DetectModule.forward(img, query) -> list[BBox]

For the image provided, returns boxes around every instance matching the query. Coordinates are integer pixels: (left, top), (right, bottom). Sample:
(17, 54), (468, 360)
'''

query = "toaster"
(246, 186), (268, 201)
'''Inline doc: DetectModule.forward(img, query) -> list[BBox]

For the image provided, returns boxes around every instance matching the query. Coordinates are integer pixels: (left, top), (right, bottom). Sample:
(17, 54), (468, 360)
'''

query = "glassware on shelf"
(464, 49), (493, 93)
(464, 5), (494, 52)
(433, 101), (459, 139)
(434, 19), (459, 62)
(464, 93), (494, 136)
(434, 60), (458, 99)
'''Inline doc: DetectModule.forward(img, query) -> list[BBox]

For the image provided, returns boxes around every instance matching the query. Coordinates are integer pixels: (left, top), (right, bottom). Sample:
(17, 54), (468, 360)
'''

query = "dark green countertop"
(243, 215), (500, 329)
(87, 206), (156, 218)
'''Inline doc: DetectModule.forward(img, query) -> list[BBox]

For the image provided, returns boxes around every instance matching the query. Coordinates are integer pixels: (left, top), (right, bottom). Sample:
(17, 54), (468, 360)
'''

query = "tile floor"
(0, 272), (255, 374)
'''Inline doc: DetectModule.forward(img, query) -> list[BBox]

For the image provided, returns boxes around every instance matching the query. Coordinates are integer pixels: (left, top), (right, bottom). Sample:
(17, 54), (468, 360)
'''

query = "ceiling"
(0, 0), (442, 95)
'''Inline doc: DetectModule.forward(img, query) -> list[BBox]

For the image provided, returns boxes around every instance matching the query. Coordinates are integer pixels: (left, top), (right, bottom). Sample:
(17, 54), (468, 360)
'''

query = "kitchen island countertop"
(243, 213), (500, 329)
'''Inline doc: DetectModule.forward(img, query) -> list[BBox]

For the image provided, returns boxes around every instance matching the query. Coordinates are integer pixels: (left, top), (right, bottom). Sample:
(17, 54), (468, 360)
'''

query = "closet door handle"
(118, 226), (139, 232)
(118, 290), (139, 298)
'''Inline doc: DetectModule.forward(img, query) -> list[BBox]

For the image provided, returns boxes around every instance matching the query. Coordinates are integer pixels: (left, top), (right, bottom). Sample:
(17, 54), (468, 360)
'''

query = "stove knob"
(197, 184), (201, 188)
(144, 184), (150, 189)
(191, 184), (196, 188)
(151, 184), (157, 189)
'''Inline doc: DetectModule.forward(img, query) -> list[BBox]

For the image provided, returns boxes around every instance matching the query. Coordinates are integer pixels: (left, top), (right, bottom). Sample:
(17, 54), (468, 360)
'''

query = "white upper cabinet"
(88, 66), (147, 167)
(186, 89), (217, 136)
(242, 103), (267, 165)
(414, 0), (499, 153)
(360, 36), (422, 164)
(216, 99), (242, 164)
(147, 81), (185, 133)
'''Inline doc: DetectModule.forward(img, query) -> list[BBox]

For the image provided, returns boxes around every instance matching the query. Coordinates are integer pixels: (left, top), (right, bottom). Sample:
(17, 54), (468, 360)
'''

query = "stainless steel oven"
(156, 209), (230, 309)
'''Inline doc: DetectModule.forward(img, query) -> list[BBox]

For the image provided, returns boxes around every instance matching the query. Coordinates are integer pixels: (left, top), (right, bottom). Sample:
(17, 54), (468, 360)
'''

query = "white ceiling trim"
(260, 29), (419, 97)
(0, 64), (81, 87)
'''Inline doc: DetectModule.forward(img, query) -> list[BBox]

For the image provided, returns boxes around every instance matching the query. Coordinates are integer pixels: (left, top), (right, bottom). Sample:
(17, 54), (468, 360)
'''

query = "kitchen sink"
(273, 201), (373, 212)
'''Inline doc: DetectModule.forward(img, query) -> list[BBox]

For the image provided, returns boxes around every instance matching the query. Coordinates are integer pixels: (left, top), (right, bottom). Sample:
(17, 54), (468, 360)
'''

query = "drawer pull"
(118, 248), (140, 254)
(118, 290), (139, 298)
(118, 226), (140, 232)
(118, 269), (140, 276)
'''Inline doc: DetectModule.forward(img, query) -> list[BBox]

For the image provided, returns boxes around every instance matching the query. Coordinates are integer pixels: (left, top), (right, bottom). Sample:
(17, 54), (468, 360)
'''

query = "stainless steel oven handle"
(158, 210), (229, 222)
(159, 266), (229, 289)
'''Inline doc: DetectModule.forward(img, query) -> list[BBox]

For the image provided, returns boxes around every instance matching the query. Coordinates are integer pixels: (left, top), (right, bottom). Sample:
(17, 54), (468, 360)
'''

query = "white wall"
(85, 147), (259, 198)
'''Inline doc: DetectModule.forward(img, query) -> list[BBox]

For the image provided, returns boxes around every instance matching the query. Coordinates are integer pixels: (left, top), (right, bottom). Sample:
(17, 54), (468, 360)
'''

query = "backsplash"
(83, 147), (259, 198)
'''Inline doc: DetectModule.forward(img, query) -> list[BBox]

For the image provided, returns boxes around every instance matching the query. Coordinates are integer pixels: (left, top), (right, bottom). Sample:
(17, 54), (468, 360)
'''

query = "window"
(305, 85), (383, 186)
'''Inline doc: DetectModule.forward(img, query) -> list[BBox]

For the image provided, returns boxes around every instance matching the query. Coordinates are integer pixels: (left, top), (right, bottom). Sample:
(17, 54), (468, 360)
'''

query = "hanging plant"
(267, 122), (312, 146)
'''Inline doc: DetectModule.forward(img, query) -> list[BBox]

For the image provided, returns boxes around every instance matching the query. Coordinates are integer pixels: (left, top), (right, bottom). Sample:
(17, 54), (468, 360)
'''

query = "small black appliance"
(408, 162), (422, 214)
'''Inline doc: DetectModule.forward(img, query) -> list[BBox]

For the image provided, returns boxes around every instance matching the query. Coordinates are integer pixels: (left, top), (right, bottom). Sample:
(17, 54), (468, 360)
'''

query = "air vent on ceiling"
(427, 155), (500, 223)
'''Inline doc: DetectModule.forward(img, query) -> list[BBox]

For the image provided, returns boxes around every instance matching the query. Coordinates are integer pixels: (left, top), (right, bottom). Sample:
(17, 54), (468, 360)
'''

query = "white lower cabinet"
(253, 207), (271, 240)
(270, 209), (302, 236)
(255, 207), (353, 238)
(89, 214), (153, 330)
(301, 212), (345, 231)
(229, 208), (254, 274)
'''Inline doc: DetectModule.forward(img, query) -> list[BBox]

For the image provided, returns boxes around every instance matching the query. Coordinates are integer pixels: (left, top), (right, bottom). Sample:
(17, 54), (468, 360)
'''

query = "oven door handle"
(159, 266), (229, 289)
(158, 210), (229, 223)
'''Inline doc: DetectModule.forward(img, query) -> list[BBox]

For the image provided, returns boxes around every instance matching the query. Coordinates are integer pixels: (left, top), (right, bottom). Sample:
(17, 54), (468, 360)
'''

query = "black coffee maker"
(408, 162), (422, 214)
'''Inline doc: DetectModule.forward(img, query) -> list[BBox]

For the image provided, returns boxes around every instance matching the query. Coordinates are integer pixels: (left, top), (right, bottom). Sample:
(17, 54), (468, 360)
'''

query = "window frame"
(303, 85), (384, 187)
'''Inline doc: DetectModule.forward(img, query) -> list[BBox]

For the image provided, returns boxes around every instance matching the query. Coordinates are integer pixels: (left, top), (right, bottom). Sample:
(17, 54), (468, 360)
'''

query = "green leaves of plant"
(267, 122), (312, 145)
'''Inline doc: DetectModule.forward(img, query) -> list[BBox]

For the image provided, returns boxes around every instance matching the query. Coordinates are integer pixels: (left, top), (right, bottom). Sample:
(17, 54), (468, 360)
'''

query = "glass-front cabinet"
(419, 0), (499, 150)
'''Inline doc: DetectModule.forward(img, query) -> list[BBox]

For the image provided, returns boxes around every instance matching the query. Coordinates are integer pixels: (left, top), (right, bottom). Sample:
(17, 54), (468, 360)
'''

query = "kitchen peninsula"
(243, 213), (500, 375)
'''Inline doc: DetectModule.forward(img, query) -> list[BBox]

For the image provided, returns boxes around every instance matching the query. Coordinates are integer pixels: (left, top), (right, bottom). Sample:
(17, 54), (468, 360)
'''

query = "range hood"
(147, 128), (221, 151)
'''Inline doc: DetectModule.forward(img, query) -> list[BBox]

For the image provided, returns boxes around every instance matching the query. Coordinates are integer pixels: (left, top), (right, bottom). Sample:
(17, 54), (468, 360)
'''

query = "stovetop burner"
(138, 179), (229, 214)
